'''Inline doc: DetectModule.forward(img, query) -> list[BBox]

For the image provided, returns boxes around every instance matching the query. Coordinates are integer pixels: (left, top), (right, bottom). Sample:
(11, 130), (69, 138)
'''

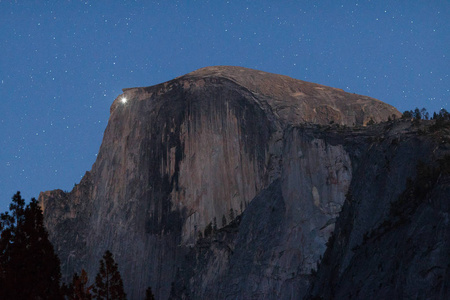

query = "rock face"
(39, 66), (450, 300)
(171, 121), (450, 300)
(305, 122), (450, 300)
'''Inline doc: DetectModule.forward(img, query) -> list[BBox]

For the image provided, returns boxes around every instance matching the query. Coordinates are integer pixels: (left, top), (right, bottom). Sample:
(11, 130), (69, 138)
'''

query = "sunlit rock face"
(40, 66), (403, 299)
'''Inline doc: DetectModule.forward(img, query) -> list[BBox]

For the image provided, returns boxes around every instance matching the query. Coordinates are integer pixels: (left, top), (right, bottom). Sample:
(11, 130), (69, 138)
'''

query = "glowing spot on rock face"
(121, 97), (127, 104)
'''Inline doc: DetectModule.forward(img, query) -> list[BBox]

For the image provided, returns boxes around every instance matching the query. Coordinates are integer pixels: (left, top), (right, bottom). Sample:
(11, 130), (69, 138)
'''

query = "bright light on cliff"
(121, 97), (127, 104)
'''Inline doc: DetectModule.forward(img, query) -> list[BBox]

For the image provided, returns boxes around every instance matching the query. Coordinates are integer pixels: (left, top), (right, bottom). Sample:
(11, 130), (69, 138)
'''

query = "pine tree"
(93, 250), (127, 300)
(413, 107), (422, 120)
(66, 269), (93, 300)
(222, 214), (227, 227)
(402, 110), (413, 119)
(204, 222), (213, 237)
(229, 208), (235, 221)
(212, 217), (217, 232)
(145, 286), (156, 300)
(0, 192), (62, 299)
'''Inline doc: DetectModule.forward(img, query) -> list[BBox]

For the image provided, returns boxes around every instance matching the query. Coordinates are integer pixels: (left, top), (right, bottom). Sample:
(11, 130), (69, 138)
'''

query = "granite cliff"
(39, 66), (449, 299)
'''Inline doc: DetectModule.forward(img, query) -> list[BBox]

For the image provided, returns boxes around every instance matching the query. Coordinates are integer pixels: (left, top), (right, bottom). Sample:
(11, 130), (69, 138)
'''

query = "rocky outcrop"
(39, 66), (414, 299)
(305, 122), (450, 300)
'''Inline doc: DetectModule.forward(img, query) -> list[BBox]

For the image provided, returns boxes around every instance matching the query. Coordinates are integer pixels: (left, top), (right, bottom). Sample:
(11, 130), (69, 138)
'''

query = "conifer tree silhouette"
(0, 192), (62, 299)
(93, 250), (127, 300)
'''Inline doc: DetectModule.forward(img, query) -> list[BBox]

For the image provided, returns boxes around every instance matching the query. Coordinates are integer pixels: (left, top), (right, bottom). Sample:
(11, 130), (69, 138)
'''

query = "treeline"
(401, 107), (450, 121)
(0, 192), (155, 300)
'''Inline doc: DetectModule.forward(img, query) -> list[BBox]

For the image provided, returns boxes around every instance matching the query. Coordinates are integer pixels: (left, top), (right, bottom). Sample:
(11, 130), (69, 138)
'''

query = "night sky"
(1, 1), (449, 211)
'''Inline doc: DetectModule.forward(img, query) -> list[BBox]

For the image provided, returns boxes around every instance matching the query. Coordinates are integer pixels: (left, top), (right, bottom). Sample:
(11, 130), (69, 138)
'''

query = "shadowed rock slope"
(41, 66), (449, 300)
(304, 121), (450, 300)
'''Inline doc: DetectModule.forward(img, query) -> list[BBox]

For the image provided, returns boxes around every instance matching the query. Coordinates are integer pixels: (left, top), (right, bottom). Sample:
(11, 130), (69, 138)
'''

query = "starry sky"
(1, 1), (449, 211)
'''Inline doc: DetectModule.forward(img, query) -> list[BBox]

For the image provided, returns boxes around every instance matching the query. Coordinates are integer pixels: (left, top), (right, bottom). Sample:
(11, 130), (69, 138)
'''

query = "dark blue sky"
(1, 1), (449, 210)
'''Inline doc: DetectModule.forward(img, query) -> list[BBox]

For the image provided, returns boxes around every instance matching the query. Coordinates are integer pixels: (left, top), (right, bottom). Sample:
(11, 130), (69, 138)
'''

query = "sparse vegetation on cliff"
(391, 155), (450, 219)
(402, 107), (449, 123)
